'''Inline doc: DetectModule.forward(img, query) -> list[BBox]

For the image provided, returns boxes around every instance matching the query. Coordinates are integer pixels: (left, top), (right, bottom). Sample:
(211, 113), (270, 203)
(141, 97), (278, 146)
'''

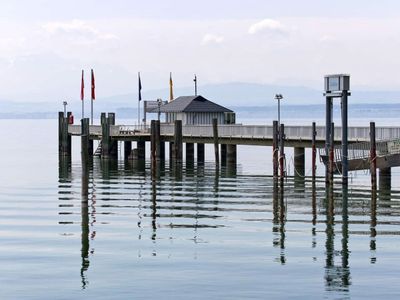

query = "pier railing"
(68, 123), (400, 142)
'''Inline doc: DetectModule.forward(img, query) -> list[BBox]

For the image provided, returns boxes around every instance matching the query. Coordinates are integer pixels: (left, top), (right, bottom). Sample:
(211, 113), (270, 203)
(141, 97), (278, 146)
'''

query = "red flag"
(80, 70), (84, 101)
(91, 69), (95, 100)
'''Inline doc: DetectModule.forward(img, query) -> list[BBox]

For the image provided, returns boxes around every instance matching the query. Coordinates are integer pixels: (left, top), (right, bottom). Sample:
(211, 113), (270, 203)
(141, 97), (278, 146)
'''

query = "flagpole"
(91, 98), (93, 125)
(138, 72), (141, 126)
(81, 69), (84, 120)
(194, 74), (197, 96)
(91, 69), (95, 125)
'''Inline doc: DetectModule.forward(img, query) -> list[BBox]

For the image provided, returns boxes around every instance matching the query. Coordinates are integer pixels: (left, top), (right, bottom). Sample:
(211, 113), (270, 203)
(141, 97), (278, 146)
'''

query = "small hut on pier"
(159, 95), (235, 125)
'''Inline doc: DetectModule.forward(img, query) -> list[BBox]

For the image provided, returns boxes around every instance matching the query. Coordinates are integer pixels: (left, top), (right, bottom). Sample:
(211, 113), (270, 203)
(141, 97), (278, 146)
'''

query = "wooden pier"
(59, 112), (400, 188)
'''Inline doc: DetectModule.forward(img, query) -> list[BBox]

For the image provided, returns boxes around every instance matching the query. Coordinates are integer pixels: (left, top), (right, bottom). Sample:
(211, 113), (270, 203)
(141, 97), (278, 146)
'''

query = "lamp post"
(275, 94), (283, 127)
(63, 101), (68, 117)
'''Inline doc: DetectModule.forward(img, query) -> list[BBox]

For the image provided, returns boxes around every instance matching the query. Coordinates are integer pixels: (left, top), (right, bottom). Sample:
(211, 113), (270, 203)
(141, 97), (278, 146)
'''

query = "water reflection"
(57, 156), (400, 295)
(324, 185), (351, 293)
(273, 178), (286, 264)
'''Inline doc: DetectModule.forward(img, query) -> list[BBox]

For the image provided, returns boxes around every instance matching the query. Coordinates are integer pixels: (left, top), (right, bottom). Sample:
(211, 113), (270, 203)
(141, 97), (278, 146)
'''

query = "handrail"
(68, 124), (400, 141)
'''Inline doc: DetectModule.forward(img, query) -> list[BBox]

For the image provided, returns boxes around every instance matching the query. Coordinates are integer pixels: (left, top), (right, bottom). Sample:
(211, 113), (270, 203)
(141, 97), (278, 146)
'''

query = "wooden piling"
(160, 141), (165, 161)
(58, 111), (65, 155)
(279, 124), (285, 183)
(150, 120), (156, 163)
(108, 113), (118, 159)
(213, 118), (219, 166)
(186, 143), (194, 162)
(221, 144), (227, 166)
(155, 120), (161, 161)
(370, 122), (377, 191)
(311, 122), (317, 181)
(59, 111), (70, 156)
(101, 113), (110, 158)
(81, 118), (90, 164)
(66, 112), (72, 156)
(174, 120), (183, 162)
(273, 121), (279, 178)
(227, 144), (237, 165)
(137, 140), (146, 161)
(329, 122), (335, 186)
(197, 143), (205, 164)
(124, 141), (132, 160)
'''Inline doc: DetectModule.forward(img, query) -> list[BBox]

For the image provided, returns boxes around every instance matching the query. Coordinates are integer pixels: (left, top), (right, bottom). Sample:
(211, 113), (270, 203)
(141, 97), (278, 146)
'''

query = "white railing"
(68, 124), (400, 142)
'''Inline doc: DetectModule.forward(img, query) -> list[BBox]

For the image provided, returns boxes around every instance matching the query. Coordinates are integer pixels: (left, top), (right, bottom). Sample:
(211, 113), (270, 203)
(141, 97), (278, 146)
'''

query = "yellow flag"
(169, 72), (174, 102)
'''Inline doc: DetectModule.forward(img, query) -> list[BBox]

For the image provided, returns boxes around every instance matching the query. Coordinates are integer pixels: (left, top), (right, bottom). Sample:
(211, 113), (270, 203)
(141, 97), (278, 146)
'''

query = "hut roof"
(159, 95), (233, 113)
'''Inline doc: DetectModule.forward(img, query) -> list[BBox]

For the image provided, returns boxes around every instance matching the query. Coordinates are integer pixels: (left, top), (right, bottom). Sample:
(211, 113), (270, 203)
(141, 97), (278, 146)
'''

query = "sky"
(1, 0), (400, 102)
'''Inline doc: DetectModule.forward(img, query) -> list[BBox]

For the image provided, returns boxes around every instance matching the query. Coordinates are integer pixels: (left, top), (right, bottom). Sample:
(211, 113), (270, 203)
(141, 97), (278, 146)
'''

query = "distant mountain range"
(1, 82), (400, 119)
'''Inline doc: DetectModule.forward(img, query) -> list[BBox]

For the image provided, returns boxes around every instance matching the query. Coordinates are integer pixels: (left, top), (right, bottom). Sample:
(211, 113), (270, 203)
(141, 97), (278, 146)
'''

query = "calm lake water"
(1, 118), (400, 299)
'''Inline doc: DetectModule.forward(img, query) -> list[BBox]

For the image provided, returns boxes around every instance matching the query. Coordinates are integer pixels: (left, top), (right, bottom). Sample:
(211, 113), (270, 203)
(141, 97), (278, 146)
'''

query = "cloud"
(201, 33), (224, 45)
(42, 20), (118, 43)
(248, 19), (289, 36)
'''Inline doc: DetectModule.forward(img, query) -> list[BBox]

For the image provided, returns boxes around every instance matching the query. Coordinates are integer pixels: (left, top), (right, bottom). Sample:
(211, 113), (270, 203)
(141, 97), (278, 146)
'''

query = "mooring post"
(101, 112), (110, 158)
(329, 122), (335, 187)
(186, 143), (194, 163)
(227, 144), (237, 165)
(66, 112), (72, 156)
(108, 113), (118, 159)
(213, 118), (220, 166)
(137, 140), (146, 161)
(221, 144), (227, 166)
(81, 118), (90, 164)
(341, 91), (349, 186)
(370, 122), (377, 191)
(197, 143), (205, 164)
(124, 141), (132, 160)
(379, 168), (391, 192)
(160, 141), (165, 161)
(273, 120), (279, 178)
(279, 124), (285, 184)
(174, 120), (183, 162)
(58, 111), (65, 155)
(325, 96), (333, 183)
(312, 122), (317, 181)
(155, 120), (161, 161)
(150, 120), (156, 163)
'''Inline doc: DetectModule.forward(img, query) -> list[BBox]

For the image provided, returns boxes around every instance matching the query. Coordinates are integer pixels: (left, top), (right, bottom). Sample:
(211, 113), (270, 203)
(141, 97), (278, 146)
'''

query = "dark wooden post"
(227, 144), (237, 165)
(221, 144), (227, 166)
(58, 111), (65, 155)
(124, 141), (132, 160)
(150, 120), (156, 163)
(213, 118), (219, 166)
(329, 122), (335, 187)
(370, 122), (377, 191)
(160, 141), (165, 161)
(155, 120), (161, 161)
(137, 140), (146, 161)
(174, 120), (183, 162)
(186, 143), (194, 163)
(66, 112), (72, 156)
(108, 113), (118, 159)
(197, 143), (205, 164)
(81, 118), (90, 164)
(312, 122), (317, 181)
(273, 120), (279, 178)
(279, 124), (285, 183)
(101, 112), (110, 158)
